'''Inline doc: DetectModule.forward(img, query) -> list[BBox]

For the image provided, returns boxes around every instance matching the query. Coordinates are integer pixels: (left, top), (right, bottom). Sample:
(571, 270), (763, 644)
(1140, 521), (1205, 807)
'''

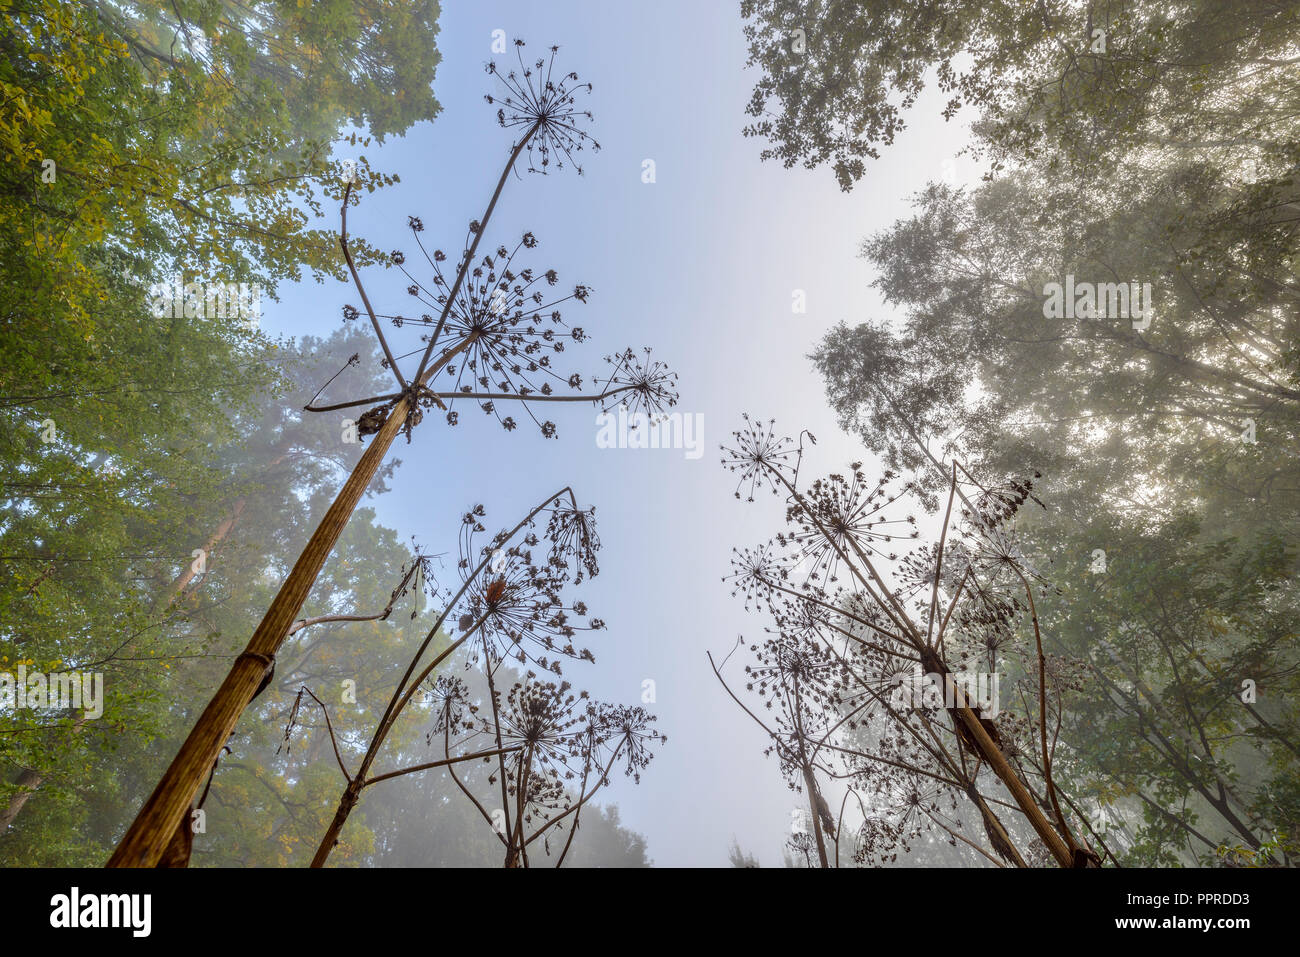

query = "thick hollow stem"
(109, 332), (478, 867)
(108, 396), (412, 867)
(952, 694), (1075, 866)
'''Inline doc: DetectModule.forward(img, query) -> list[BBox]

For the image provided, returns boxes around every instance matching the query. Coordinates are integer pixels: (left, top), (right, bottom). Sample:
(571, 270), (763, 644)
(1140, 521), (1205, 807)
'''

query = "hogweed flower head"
(455, 504), (601, 671)
(725, 543), (782, 611)
(423, 675), (474, 738)
(595, 347), (679, 418)
(591, 703), (665, 784)
(384, 229), (593, 436)
(721, 414), (798, 501)
(744, 634), (845, 715)
(485, 41), (599, 175)
(545, 499), (600, 583)
(785, 465), (919, 584)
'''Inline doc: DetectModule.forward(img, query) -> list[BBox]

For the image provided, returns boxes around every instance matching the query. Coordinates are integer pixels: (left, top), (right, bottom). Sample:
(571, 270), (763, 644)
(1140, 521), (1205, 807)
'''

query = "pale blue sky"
(263, 1), (982, 866)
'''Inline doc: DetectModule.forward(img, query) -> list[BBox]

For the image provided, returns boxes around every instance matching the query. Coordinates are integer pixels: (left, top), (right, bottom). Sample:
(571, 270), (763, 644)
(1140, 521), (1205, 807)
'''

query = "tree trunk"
(160, 449), (292, 609)
(0, 713), (88, 832)
(0, 768), (43, 833)
(163, 497), (246, 603)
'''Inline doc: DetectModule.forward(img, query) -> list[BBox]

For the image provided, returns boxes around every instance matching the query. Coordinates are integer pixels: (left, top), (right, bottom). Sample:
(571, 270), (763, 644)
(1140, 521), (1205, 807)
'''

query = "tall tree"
(1, 0), (441, 859)
(793, 0), (1300, 864)
(741, 0), (1300, 190)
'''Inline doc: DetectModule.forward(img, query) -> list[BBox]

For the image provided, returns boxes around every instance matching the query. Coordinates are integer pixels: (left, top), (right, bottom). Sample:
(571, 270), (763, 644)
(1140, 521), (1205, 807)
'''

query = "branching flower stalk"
(708, 637), (839, 867)
(109, 41), (678, 867)
(713, 415), (1100, 868)
(444, 668), (662, 867)
(283, 487), (661, 867)
(302, 486), (603, 868)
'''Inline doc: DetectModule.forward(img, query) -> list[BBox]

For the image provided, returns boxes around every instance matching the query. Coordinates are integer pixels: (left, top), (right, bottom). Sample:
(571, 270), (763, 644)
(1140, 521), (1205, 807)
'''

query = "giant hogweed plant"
(111, 40), (678, 867)
(279, 488), (663, 867)
(710, 415), (1104, 868)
